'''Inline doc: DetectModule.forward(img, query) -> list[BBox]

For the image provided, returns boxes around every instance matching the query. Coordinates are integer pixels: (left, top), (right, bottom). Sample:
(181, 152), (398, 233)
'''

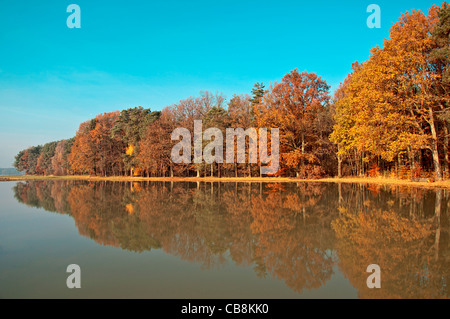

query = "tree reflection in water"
(13, 181), (449, 298)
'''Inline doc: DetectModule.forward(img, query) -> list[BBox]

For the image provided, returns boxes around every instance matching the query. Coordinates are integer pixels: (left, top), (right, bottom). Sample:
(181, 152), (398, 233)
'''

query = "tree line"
(14, 3), (450, 180)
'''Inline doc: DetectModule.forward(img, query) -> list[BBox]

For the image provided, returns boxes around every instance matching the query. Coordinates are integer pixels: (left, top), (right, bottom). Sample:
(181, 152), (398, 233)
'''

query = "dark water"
(0, 180), (448, 299)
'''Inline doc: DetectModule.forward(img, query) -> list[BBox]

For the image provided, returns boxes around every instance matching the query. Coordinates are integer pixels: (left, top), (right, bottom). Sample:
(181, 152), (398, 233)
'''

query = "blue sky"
(0, 0), (440, 167)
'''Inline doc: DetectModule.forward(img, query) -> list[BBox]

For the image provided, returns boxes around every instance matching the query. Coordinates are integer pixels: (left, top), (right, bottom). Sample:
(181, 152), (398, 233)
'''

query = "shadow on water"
(13, 180), (450, 298)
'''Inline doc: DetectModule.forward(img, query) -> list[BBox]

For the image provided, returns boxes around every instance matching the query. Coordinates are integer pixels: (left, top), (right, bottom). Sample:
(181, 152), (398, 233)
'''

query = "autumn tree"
(329, 55), (419, 176)
(331, 4), (450, 180)
(227, 94), (254, 177)
(51, 138), (74, 176)
(169, 91), (226, 177)
(14, 145), (42, 175)
(329, 63), (361, 177)
(203, 106), (230, 177)
(255, 69), (331, 178)
(138, 108), (176, 177)
(386, 6), (446, 180)
(431, 3), (450, 176)
(51, 140), (66, 176)
(14, 150), (29, 173)
(69, 112), (125, 176)
(35, 141), (58, 175)
(111, 107), (161, 176)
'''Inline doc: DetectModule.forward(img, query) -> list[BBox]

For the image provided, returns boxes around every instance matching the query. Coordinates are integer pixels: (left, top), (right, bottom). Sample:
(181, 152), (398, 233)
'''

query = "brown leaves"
(69, 112), (124, 175)
(255, 69), (332, 176)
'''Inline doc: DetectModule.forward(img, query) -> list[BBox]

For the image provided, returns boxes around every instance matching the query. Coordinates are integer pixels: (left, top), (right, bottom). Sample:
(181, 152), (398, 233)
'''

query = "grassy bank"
(2, 174), (450, 189)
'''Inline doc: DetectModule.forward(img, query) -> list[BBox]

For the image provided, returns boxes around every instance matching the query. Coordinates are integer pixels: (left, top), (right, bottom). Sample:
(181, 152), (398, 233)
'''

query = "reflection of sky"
(0, 0), (439, 167)
(0, 182), (358, 298)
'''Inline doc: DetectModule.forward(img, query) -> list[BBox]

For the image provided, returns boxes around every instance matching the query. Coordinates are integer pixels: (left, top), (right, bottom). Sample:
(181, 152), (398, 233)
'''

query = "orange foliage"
(126, 145), (135, 156)
(368, 164), (380, 177)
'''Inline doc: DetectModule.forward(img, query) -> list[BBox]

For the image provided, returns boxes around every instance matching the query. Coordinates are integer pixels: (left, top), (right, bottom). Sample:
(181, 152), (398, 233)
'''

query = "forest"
(13, 3), (450, 180)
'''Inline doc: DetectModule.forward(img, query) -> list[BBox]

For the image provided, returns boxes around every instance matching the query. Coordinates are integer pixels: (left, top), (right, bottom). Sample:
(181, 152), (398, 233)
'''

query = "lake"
(0, 180), (448, 298)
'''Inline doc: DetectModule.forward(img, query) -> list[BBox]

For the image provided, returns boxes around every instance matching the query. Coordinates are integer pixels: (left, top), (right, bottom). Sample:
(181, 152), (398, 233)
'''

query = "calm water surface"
(0, 180), (448, 298)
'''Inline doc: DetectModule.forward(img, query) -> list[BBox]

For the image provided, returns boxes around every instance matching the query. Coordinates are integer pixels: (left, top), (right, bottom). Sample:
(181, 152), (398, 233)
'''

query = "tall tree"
(111, 107), (161, 176)
(431, 3), (450, 176)
(228, 94), (253, 177)
(203, 106), (230, 177)
(255, 69), (331, 178)
(250, 82), (265, 107)
(51, 140), (69, 176)
(169, 91), (226, 177)
(35, 141), (58, 175)
(69, 112), (124, 176)
(14, 145), (42, 175)
(138, 108), (176, 177)
(331, 4), (449, 180)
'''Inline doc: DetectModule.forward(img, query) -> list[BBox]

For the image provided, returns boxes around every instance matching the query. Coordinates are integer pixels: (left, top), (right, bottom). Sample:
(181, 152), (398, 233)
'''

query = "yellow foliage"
(133, 167), (143, 177)
(125, 203), (134, 215)
(126, 145), (135, 155)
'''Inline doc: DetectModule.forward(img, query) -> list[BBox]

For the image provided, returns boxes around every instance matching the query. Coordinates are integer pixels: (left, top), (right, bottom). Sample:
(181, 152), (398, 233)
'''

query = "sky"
(0, 0), (441, 167)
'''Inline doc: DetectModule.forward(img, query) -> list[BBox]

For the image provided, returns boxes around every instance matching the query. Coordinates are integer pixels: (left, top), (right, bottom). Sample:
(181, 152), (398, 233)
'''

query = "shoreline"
(2, 175), (450, 189)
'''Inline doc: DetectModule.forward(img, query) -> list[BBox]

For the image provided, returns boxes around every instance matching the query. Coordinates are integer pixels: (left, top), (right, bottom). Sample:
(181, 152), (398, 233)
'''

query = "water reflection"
(13, 181), (449, 298)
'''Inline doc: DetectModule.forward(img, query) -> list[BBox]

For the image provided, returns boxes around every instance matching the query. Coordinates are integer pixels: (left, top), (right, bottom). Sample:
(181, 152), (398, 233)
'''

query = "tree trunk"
(395, 155), (399, 178)
(301, 133), (305, 174)
(337, 154), (342, 178)
(428, 107), (443, 181)
(444, 124), (449, 180)
(407, 146), (413, 177)
(361, 152), (365, 176)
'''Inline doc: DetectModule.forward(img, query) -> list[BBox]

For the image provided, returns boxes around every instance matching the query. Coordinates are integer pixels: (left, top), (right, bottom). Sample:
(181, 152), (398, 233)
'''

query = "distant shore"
(2, 174), (450, 189)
